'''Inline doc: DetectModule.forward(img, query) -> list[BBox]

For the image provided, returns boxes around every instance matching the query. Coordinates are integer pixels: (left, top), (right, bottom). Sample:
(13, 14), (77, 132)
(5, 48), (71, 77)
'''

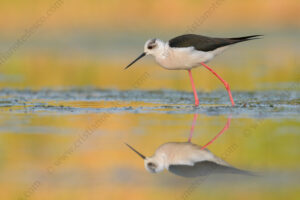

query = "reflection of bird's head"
(125, 143), (165, 173)
(144, 155), (165, 173)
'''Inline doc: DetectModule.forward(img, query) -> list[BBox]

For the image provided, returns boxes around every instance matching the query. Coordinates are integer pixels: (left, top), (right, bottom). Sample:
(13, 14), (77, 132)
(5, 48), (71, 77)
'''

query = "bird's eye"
(148, 42), (156, 50)
(147, 162), (156, 168)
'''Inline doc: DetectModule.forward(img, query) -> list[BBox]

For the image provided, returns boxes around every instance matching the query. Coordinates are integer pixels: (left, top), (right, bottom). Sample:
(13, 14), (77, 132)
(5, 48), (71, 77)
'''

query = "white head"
(143, 38), (165, 56)
(125, 143), (165, 174)
(144, 154), (165, 173)
(124, 38), (165, 69)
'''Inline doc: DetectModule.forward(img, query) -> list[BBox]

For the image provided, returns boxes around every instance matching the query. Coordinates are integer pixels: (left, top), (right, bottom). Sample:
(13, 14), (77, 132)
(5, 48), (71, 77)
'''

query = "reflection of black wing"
(169, 161), (252, 178)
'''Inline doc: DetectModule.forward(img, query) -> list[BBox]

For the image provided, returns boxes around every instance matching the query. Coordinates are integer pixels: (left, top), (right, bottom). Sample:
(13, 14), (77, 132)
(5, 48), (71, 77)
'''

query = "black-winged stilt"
(125, 34), (262, 106)
(124, 116), (246, 177)
(125, 139), (251, 177)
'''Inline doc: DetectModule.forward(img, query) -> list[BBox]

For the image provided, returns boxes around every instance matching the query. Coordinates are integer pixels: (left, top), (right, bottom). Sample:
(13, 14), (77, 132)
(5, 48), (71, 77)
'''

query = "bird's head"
(144, 156), (164, 173)
(144, 38), (164, 56)
(125, 143), (165, 174)
(124, 38), (165, 69)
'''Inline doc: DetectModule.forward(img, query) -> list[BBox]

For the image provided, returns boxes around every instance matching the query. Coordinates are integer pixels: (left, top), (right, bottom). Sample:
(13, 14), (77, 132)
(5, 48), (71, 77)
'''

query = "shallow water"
(0, 89), (299, 117)
(0, 88), (299, 200)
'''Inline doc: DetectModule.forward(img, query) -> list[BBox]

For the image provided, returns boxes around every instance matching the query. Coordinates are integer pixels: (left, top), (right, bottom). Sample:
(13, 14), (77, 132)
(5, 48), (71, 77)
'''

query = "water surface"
(0, 88), (299, 200)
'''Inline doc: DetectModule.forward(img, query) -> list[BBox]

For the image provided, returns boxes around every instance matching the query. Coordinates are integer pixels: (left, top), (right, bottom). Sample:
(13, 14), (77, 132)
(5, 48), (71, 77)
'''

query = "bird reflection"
(126, 114), (252, 177)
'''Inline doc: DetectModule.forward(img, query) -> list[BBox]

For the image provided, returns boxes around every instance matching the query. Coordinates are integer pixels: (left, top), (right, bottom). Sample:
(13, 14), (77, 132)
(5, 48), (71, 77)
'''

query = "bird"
(125, 142), (251, 177)
(125, 115), (252, 177)
(125, 34), (262, 106)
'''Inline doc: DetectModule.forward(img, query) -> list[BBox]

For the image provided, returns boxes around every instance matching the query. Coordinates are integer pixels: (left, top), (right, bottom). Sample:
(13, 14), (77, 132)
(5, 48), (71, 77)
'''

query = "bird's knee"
(224, 82), (230, 90)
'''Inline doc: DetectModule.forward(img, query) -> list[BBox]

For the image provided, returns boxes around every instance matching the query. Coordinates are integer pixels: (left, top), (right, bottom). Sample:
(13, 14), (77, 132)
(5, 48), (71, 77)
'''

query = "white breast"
(154, 45), (227, 70)
(154, 142), (229, 169)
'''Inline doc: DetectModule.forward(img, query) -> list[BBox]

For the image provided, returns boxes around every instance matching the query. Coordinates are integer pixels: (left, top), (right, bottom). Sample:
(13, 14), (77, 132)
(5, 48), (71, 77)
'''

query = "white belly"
(155, 46), (227, 70)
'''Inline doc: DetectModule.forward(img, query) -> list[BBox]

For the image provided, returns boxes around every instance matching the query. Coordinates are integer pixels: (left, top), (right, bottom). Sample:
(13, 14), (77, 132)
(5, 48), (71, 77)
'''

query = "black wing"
(168, 161), (253, 178)
(168, 34), (262, 52)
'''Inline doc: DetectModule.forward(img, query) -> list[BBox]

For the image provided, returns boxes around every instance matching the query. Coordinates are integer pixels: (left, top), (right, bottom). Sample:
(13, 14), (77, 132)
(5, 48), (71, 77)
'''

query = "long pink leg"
(200, 62), (235, 106)
(188, 69), (199, 106)
(188, 113), (198, 142)
(200, 117), (231, 150)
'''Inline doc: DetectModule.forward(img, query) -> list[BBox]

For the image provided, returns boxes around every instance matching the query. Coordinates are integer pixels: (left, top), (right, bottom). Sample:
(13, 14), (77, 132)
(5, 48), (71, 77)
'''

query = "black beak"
(124, 52), (146, 70)
(125, 143), (146, 159)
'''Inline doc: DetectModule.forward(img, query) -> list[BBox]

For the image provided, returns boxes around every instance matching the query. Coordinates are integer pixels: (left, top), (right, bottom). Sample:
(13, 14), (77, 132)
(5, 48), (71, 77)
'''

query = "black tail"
(230, 35), (263, 43)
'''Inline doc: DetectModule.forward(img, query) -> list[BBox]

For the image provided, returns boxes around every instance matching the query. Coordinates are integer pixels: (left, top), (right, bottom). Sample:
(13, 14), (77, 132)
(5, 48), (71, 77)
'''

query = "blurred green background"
(0, 0), (299, 90)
